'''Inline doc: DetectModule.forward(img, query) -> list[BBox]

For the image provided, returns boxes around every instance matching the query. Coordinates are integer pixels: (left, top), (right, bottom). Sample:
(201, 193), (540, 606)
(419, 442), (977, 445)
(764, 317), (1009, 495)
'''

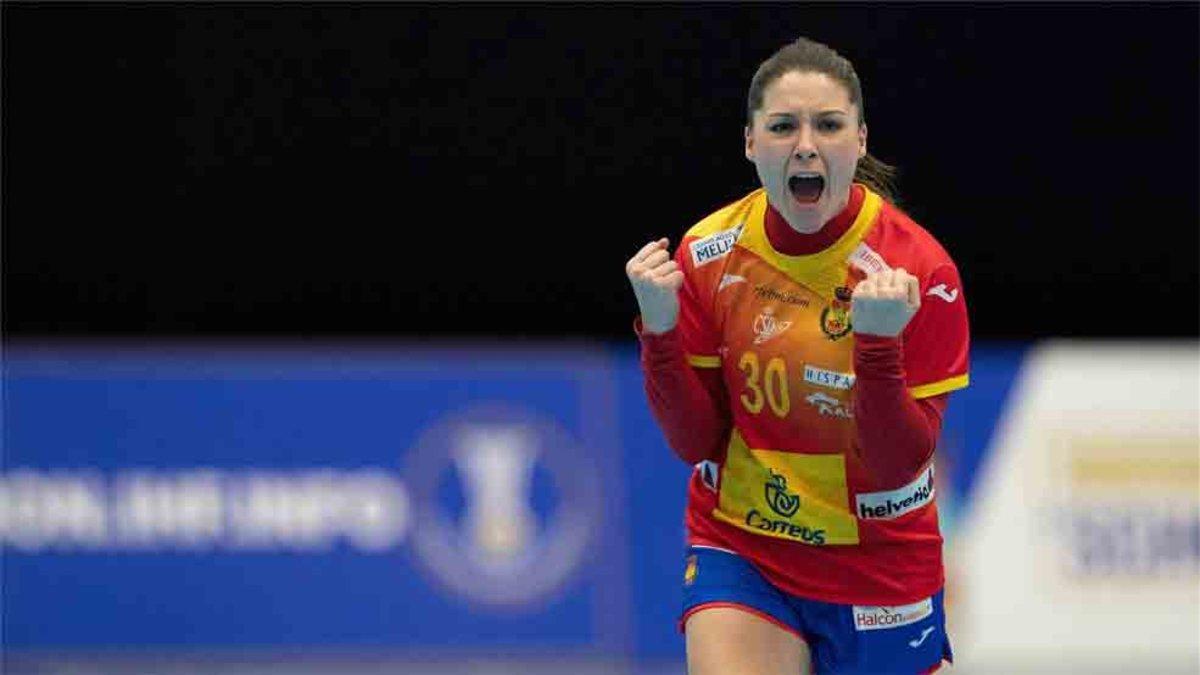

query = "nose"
(794, 125), (818, 161)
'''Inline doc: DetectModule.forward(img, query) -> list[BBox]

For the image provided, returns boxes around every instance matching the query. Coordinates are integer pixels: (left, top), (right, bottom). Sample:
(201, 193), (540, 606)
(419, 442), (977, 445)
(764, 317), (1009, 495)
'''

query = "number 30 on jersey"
(737, 351), (791, 417)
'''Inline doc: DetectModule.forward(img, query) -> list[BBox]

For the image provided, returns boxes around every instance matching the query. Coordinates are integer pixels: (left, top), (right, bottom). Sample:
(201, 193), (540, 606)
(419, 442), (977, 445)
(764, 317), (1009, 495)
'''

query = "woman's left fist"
(851, 267), (921, 337)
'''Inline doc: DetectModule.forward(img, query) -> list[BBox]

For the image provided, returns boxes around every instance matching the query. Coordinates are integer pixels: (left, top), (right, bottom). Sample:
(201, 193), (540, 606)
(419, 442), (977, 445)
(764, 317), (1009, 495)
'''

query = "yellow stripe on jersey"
(683, 191), (761, 240)
(909, 373), (970, 399)
(737, 187), (884, 301)
(687, 354), (722, 368)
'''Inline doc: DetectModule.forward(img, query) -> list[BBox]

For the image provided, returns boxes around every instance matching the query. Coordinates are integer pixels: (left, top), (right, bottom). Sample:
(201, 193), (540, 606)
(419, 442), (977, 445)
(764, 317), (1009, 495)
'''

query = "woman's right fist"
(625, 237), (685, 334)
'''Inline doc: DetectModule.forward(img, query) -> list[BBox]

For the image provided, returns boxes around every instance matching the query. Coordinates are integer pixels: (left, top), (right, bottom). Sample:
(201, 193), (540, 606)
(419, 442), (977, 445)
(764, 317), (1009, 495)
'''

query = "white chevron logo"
(719, 274), (747, 291)
(909, 626), (935, 648)
(926, 284), (959, 303)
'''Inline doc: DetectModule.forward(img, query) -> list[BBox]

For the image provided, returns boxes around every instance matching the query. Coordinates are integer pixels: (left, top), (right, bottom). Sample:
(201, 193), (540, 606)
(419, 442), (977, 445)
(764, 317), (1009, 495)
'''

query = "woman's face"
(745, 70), (867, 234)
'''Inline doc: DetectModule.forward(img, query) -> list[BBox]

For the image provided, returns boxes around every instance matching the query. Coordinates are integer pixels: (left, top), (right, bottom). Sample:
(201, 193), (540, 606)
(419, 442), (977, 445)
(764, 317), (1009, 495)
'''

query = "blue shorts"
(680, 546), (953, 674)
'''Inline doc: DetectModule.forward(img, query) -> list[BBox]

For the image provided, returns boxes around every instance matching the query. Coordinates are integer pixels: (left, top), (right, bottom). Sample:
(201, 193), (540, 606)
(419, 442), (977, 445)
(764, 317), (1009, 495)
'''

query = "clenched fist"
(851, 267), (921, 337)
(626, 237), (684, 334)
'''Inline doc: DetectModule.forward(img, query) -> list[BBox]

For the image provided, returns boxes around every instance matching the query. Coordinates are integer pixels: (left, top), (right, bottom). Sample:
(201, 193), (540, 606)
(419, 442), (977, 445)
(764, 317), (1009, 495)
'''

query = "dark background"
(4, 2), (1198, 342)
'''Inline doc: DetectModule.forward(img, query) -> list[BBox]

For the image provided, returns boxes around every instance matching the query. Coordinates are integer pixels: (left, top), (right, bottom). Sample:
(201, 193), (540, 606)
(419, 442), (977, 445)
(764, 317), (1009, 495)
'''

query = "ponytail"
(854, 152), (899, 204)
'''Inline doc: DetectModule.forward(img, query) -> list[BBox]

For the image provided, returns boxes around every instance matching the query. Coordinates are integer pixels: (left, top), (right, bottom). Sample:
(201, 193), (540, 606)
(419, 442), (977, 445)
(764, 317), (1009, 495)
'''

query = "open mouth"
(788, 174), (824, 204)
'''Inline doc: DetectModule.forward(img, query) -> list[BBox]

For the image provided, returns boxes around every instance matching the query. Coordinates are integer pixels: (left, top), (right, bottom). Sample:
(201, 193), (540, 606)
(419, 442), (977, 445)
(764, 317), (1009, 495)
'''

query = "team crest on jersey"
(820, 286), (853, 340)
(689, 223), (744, 267)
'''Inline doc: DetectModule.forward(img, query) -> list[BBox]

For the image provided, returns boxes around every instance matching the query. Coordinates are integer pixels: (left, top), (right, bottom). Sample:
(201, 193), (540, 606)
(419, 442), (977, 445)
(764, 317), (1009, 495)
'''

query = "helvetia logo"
(856, 466), (935, 520)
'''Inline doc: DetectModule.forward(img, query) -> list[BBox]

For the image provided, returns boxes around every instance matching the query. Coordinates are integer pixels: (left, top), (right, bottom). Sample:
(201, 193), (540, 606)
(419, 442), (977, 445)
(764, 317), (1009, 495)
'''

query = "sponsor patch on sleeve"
(847, 242), (891, 276)
(855, 465), (935, 520)
(689, 224), (743, 267)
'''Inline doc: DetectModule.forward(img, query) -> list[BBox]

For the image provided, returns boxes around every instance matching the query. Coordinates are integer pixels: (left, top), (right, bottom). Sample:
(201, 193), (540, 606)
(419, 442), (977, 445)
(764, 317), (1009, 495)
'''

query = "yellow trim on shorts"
(687, 354), (722, 368)
(909, 373), (969, 399)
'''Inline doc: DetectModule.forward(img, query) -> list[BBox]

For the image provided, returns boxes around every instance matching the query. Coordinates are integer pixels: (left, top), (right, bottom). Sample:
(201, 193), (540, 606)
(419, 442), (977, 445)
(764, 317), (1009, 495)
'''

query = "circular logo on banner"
(403, 403), (601, 606)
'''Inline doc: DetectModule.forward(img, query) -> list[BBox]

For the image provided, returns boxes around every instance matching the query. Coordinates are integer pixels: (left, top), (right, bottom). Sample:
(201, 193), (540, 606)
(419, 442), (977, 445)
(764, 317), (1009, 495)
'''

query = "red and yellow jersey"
(676, 185), (969, 605)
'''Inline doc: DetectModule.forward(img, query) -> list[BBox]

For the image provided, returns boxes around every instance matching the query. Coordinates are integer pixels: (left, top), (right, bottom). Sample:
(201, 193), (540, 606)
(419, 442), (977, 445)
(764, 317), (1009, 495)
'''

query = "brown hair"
(746, 37), (899, 203)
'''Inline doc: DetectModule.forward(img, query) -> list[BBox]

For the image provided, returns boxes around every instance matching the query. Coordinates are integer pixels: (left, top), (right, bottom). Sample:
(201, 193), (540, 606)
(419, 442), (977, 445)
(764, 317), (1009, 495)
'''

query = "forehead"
(760, 70), (855, 114)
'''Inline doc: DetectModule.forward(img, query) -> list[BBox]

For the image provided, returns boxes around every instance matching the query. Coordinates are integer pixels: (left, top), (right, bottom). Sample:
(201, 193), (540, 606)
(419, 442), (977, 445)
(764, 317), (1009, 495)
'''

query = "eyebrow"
(766, 109), (849, 117)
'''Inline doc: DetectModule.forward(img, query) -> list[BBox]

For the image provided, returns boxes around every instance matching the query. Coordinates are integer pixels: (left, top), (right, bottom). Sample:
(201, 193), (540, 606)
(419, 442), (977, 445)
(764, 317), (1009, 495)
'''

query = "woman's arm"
(638, 323), (731, 464)
(852, 334), (948, 485)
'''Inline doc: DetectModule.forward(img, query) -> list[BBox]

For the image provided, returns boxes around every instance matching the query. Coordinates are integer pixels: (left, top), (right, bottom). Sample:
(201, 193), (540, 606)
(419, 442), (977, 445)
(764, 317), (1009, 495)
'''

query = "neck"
(764, 184), (864, 256)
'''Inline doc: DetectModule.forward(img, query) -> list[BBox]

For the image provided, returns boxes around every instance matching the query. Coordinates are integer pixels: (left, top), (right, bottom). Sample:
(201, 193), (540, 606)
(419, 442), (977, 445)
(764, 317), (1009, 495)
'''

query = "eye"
(768, 120), (795, 133)
(817, 118), (844, 133)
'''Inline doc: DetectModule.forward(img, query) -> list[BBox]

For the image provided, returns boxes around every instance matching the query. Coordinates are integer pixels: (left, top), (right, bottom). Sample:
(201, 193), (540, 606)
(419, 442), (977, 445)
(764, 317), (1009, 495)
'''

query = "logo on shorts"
(765, 471), (800, 517)
(820, 286), (853, 340)
(852, 597), (933, 631)
(684, 554), (698, 586)
(909, 626), (936, 647)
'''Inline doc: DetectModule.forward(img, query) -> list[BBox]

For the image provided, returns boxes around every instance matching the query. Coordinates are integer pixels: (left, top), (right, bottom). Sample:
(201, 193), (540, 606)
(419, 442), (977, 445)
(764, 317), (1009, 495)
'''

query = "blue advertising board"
(2, 343), (634, 656)
(1, 341), (1022, 664)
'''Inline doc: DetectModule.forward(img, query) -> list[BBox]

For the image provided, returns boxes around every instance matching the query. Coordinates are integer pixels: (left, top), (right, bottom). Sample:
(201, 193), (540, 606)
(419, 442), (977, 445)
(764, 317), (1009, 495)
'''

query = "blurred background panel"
(2, 2), (1197, 674)
(4, 2), (1197, 341)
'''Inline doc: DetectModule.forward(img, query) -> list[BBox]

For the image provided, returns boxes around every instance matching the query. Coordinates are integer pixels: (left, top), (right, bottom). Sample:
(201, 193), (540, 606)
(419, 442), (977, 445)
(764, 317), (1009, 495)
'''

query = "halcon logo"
(689, 224), (743, 267)
(753, 307), (793, 345)
(856, 466), (935, 520)
(852, 597), (933, 631)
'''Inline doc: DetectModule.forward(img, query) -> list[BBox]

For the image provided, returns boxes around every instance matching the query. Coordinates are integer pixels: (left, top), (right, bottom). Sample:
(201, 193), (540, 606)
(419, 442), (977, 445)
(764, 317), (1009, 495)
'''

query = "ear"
(858, 123), (868, 159)
(745, 124), (756, 162)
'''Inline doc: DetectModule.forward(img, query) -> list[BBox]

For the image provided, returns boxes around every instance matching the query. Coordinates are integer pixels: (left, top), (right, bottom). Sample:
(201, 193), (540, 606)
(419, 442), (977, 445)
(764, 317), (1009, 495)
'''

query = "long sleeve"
(637, 320), (731, 465)
(852, 333), (949, 486)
